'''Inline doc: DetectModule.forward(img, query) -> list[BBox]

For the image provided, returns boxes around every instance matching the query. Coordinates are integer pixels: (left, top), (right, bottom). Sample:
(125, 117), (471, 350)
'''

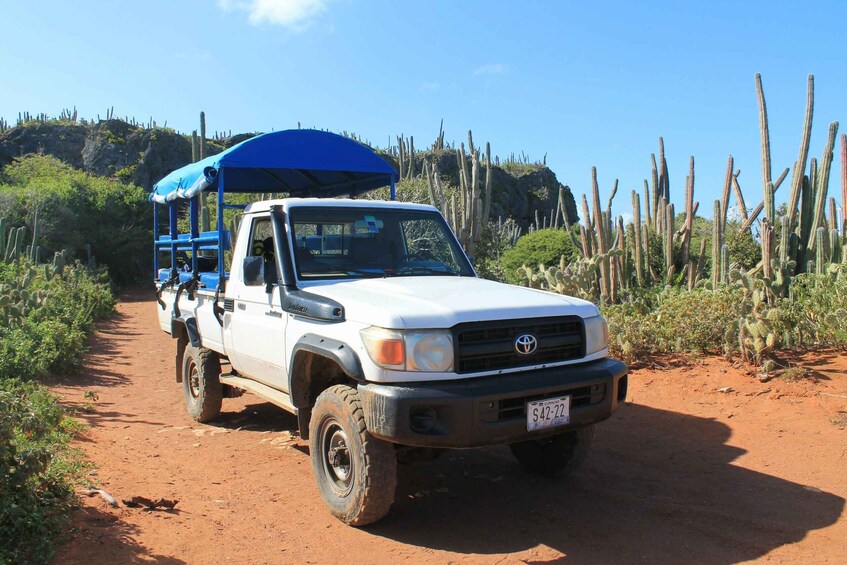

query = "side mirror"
(242, 256), (265, 286)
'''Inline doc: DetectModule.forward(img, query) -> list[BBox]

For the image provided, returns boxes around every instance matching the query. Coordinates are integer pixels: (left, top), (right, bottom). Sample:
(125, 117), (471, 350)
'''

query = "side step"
(219, 373), (297, 414)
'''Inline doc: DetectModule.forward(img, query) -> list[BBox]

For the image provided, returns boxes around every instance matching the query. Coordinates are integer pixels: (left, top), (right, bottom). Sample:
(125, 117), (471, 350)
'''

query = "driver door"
(229, 215), (289, 391)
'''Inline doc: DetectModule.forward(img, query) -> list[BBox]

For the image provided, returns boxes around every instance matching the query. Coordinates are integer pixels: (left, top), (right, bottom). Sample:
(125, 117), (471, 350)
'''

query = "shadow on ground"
(363, 403), (845, 564)
(60, 505), (186, 565)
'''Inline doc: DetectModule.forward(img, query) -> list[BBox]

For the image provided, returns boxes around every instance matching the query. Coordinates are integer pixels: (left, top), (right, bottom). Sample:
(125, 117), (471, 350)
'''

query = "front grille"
(453, 316), (584, 374)
(483, 384), (606, 423)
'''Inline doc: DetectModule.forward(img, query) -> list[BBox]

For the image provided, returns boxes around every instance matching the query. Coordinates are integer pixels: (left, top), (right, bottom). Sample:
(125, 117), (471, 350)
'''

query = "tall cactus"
(664, 202), (675, 284)
(808, 121), (839, 251)
(631, 190), (643, 286)
(755, 73), (774, 222)
(591, 167), (611, 302)
(841, 133), (847, 237)
(712, 200), (722, 289)
(198, 112), (211, 233)
(779, 216), (790, 264)
(761, 218), (774, 280)
(787, 75), (815, 226)
(29, 209), (39, 262)
(680, 156), (694, 266)
(720, 156), (733, 235)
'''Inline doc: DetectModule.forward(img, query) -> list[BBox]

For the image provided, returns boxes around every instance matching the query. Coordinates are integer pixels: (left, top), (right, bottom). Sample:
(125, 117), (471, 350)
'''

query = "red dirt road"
(53, 292), (846, 564)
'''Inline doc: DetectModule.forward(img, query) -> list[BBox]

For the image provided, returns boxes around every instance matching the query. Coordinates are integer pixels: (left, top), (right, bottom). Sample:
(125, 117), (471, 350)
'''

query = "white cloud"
(420, 81), (440, 91)
(218, 0), (327, 29)
(473, 63), (507, 76)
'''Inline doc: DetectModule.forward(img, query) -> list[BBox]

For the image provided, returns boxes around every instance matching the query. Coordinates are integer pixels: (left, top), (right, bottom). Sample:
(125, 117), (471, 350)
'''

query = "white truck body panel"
(157, 197), (611, 388)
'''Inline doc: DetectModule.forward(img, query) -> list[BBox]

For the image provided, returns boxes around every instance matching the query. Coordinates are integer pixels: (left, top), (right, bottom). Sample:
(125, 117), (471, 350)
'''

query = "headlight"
(584, 315), (608, 355)
(406, 331), (454, 372)
(360, 327), (453, 372)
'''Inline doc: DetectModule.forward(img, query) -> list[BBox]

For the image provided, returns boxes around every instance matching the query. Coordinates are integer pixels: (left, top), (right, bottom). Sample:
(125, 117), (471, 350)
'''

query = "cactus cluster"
(512, 73), (846, 372)
(0, 268), (47, 325)
(423, 131), (493, 257)
(0, 250), (71, 326)
(2, 210), (42, 264)
(0, 211), (70, 326)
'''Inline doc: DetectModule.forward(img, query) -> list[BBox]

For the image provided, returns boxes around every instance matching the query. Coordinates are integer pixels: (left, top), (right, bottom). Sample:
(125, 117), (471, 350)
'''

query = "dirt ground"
(51, 291), (846, 564)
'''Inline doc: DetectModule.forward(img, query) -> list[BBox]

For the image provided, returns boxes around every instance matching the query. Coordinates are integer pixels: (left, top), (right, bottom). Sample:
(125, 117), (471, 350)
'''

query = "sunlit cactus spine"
(779, 216), (790, 264)
(631, 190), (644, 286)
(828, 228), (841, 264)
(29, 210), (39, 262)
(755, 73), (774, 223)
(712, 200), (722, 289)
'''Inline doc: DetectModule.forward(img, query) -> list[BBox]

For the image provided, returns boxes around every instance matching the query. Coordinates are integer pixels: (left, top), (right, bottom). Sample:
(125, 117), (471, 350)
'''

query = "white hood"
(301, 276), (599, 329)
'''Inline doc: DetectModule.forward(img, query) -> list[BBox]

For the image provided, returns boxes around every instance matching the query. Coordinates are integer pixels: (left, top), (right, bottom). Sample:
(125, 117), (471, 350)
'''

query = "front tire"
(181, 344), (222, 423)
(309, 384), (397, 526)
(509, 425), (595, 476)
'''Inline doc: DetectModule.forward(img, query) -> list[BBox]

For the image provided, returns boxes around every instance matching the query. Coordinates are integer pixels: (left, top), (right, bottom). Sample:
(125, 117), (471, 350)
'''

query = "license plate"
(526, 395), (571, 432)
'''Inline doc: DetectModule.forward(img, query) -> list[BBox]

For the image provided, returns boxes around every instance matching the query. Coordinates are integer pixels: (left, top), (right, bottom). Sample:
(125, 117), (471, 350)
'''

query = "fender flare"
(171, 315), (201, 348)
(288, 334), (364, 409)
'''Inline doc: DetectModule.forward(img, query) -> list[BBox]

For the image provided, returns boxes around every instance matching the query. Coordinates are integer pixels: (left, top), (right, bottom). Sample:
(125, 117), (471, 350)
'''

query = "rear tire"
(509, 425), (595, 476)
(309, 384), (397, 526)
(181, 344), (222, 423)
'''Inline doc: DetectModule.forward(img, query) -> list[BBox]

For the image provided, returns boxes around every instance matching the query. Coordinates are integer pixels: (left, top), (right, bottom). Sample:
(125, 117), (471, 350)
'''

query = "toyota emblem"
(514, 334), (538, 355)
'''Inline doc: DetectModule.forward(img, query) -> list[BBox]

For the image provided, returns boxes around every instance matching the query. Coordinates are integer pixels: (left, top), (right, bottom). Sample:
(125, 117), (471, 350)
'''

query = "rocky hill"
(0, 118), (577, 228)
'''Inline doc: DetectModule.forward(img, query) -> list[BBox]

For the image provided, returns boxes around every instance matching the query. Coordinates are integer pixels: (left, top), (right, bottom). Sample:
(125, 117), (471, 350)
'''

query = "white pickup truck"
(151, 131), (627, 526)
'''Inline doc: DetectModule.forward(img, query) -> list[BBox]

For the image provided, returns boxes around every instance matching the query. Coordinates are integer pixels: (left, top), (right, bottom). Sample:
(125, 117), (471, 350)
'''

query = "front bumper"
(358, 358), (628, 448)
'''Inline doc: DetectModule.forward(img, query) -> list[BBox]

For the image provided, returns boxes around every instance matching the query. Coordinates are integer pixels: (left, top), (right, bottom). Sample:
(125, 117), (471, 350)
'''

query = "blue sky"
(1, 0), (845, 221)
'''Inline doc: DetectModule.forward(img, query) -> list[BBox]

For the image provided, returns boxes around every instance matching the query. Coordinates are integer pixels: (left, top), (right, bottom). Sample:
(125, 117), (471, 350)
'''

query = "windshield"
(288, 206), (475, 280)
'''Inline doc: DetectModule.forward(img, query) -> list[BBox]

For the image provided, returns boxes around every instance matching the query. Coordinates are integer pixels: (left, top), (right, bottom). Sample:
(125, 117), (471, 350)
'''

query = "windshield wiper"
(393, 266), (458, 276)
(345, 268), (387, 278)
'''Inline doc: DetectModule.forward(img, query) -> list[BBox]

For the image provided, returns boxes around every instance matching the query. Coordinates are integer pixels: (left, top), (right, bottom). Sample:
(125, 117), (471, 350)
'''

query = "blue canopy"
(149, 129), (398, 203)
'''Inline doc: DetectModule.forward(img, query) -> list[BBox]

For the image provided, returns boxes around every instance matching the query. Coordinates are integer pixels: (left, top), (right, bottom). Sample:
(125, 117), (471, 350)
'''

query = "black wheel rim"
(187, 358), (201, 399)
(320, 418), (353, 496)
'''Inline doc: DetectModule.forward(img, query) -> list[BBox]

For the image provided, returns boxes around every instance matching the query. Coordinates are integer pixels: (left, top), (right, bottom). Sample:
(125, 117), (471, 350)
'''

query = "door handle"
(237, 302), (246, 310)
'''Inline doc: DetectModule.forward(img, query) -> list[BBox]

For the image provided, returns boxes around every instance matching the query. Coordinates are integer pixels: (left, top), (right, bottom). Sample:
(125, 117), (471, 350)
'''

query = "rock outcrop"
(0, 119), (578, 227)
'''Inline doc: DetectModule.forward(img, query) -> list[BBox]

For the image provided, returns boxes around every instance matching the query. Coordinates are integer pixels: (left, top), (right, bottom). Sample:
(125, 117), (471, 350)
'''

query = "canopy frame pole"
(153, 203), (159, 277)
(168, 202), (179, 278)
(189, 195), (199, 274)
(217, 168), (226, 289)
(390, 176), (396, 201)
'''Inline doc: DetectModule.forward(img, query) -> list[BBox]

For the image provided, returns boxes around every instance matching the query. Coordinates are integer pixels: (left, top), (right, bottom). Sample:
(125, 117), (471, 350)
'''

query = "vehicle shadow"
(216, 401), (299, 433)
(58, 504), (186, 565)
(371, 403), (844, 564)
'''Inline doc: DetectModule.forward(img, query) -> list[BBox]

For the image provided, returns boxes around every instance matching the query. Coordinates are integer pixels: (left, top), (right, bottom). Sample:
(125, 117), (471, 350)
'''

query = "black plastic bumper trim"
(358, 358), (628, 448)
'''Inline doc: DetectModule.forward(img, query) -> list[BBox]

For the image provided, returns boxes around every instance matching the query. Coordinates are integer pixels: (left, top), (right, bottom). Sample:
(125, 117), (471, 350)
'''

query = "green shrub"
(0, 258), (112, 563)
(602, 268), (847, 366)
(0, 155), (151, 285)
(501, 228), (576, 284)
(603, 286), (743, 363)
(784, 269), (847, 348)
(0, 379), (88, 564)
(0, 260), (114, 380)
